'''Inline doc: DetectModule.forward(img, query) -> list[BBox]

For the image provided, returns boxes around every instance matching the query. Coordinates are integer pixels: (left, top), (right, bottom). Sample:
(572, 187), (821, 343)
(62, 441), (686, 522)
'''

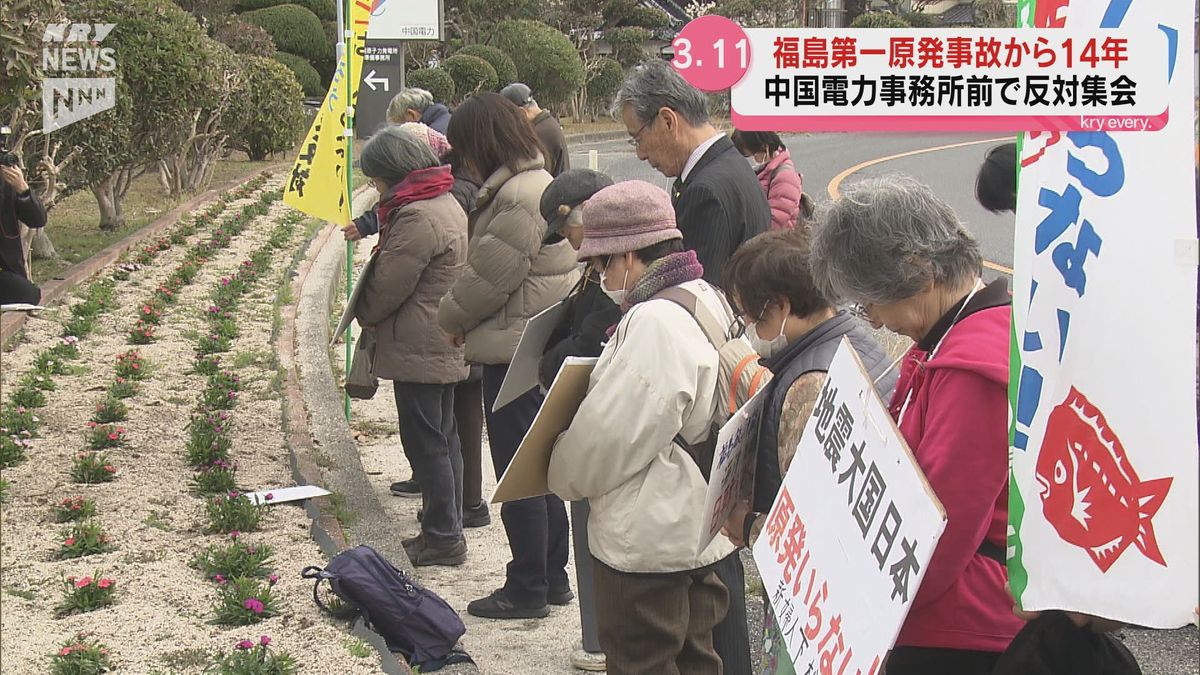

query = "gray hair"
(360, 126), (440, 186)
(613, 59), (710, 127)
(386, 87), (434, 123)
(809, 174), (982, 305)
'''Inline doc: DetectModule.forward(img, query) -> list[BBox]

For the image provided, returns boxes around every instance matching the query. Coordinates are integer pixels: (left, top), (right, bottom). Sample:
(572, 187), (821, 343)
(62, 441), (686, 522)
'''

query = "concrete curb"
(564, 129), (630, 145)
(0, 162), (289, 348)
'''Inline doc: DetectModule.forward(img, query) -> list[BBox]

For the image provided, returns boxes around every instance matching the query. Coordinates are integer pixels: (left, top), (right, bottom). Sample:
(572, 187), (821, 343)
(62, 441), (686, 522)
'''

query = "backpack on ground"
(653, 286), (772, 478)
(301, 545), (469, 670)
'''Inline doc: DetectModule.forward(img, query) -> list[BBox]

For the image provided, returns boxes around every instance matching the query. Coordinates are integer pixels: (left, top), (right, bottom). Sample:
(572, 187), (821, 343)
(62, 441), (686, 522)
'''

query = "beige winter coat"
(548, 279), (737, 573)
(355, 193), (469, 384)
(437, 156), (579, 364)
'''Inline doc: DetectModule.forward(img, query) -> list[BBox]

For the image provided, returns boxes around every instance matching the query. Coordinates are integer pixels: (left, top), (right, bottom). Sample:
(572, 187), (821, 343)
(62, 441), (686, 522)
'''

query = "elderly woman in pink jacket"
(731, 130), (804, 231)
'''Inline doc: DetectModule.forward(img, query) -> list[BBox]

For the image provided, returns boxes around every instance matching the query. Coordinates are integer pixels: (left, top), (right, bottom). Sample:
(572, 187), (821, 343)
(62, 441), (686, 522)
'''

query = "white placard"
(753, 339), (945, 674)
(697, 387), (767, 553)
(245, 485), (331, 506)
(492, 300), (568, 412)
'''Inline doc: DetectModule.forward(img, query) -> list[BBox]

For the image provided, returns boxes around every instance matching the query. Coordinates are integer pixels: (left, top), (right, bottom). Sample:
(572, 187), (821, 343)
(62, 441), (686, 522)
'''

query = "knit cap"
(396, 122), (452, 160)
(577, 180), (682, 261)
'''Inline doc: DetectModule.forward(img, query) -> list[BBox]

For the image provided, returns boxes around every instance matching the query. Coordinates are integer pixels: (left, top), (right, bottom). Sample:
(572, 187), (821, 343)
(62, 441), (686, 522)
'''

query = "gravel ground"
(0, 180), (383, 674)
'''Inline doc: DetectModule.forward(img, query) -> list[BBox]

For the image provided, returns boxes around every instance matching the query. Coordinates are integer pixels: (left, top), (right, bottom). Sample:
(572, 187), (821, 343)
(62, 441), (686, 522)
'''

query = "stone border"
(1, 162), (289, 349)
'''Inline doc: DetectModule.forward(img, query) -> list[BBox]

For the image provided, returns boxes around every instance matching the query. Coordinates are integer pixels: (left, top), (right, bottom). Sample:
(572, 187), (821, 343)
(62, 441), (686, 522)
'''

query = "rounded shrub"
(236, 0), (335, 20)
(213, 20), (276, 57)
(408, 68), (456, 106)
(240, 4), (328, 62)
(454, 44), (517, 88)
(273, 51), (323, 97)
(586, 57), (624, 109)
(850, 12), (911, 28)
(225, 56), (307, 160)
(441, 54), (498, 103)
(490, 20), (585, 108)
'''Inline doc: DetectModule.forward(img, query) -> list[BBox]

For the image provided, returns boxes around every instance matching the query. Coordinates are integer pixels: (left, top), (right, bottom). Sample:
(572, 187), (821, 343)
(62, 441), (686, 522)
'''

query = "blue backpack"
(301, 545), (469, 669)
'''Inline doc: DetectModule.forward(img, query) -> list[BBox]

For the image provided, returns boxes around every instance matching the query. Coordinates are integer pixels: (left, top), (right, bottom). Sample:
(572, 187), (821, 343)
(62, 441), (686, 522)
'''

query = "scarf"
(605, 250), (705, 336)
(374, 165), (455, 245)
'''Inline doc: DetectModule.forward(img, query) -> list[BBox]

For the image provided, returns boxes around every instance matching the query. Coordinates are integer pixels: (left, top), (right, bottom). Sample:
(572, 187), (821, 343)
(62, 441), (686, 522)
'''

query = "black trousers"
(393, 381), (463, 545)
(713, 552), (752, 675)
(884, 646), (1002, 675)
(0, 269), (40, 305)
(482, 363), (570, 605)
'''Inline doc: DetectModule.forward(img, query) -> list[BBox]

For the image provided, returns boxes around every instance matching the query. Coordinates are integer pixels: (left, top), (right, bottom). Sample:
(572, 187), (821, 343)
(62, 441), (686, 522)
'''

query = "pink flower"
(97, 579), (112, 589)
(268, 574), (278, 585)
(107, 432), (118, 441)
(64, 537), (76, 547)
(59, 647), (73, 657)
(229, 530), (240, 540)
(214, 574), (226, 584)
(243, 598), (265, 614)
(259, 635), (271, 646)
(236, 639), (254, 650)
(75, 576), (91, 588)
(264, 493), (274, 501)
(103, 465), (115, 473)
(229, 491), (239, 498)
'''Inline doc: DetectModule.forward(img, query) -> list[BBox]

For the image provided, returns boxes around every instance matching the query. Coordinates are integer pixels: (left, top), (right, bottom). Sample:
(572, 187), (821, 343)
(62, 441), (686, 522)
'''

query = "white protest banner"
(753, 339), (945, 674)
(330, 252), (376, 346)
(492, 300), (568, 412)
(697, 387), (767, 553)
(1007, 0), (1198, 628)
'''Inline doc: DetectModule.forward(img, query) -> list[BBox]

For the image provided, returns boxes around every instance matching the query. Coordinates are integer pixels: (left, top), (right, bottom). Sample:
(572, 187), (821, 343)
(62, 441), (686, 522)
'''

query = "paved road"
(570, 131), (1200, 674)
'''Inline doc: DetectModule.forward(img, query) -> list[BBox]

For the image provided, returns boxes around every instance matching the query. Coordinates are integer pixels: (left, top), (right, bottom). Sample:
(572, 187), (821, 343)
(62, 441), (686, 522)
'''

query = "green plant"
(205, 492), (267, 533)
(114, 350), (147, 380)
(10, 385), (47, 408)
(407, 68), (456, 106)
(92, 396), (128, 424)
(85, 423), (128, 451)
(61, 315), (97, 339)
(34, 350), (70, 376)
(0, 405), (39, 437)
(108, 377), (138, 400)
(144, 510), (172, 531)
(214, 19), (277, 57)
(190, 532), (275, 580)
(208, 635), (296, 674)
(236, 0), (336, 19)
(225, 56), (307, 160)
(212, 316), (241, 341)
(211, 576), (279, 625)
(137, 303), (164, 325)
(56, 574), (116, 616)
(0, 476), (8, 502)
(50, 633), (114, 674)
(902, 11), (940, 27)
(343, 638), (371, 659)
(192, 458), (239, 494)
(202, 371), (243, 410)
(0, 434), (31, 468)
(22, 372), (56, 392)
(70, 452), (117, 484)
(586, 57), (624, 110)
(57, 520), (113, 559)
(455, 44), (517, 88)
(491, 20), (585, 107)
(241, 5), (329, 62)
(441, 54), (499, 103)
(850, 11), (911, 27)
(199, 333), (234, 355)
(51, 336), (82, 360)
(271, 50), (324, 98)
(54, 497), (98, 523)
(187, 410), (234, 467)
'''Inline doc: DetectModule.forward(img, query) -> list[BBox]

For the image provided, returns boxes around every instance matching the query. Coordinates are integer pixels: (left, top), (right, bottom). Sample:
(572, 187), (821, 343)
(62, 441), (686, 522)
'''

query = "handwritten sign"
(753, 339), (945, 674)
(697, 387), (767, 553)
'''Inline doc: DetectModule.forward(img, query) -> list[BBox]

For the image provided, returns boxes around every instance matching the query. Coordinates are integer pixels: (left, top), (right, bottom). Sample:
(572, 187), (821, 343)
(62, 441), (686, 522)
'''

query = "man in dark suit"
(614, 59), (769, 287)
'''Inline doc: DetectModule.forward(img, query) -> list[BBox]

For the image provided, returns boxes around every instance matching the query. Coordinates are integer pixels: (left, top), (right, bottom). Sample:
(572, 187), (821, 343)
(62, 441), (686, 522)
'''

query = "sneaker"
(410, 538), (467, 567)
(548, 585), (574, 606)
(417, 502), (492, 529)
(402, 534), (423, 558)
(464, 501), (491, 528)
(389, 479), (421, 497)
(570, 647), (607, 672)
(467, 588), (550, 620)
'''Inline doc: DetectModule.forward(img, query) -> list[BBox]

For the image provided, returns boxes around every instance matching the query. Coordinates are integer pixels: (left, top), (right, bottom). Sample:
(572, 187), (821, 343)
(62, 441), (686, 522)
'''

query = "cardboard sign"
(697, 387), (767, 553)
(753, 339), (945, 674)
(244, 485), (331, 506)
(331, 251), (377, 346)
(1008, 0), (1199, 628)
(492, 300), (568, 412)
(491, 357), (596, 503)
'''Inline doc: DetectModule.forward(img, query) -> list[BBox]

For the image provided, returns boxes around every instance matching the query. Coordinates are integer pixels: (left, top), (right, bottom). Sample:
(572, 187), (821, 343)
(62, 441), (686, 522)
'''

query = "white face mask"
(747, 312), (787, 359)
(599, 258), (628, 306)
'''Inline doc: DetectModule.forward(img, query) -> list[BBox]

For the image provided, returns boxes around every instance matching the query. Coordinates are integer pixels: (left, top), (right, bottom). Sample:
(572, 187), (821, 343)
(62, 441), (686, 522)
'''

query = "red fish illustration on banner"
(1035, 387), (1172, 573)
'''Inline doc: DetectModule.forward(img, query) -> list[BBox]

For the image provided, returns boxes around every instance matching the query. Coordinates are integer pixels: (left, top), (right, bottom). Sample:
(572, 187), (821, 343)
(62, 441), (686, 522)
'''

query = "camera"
(0, 126), (18, 167)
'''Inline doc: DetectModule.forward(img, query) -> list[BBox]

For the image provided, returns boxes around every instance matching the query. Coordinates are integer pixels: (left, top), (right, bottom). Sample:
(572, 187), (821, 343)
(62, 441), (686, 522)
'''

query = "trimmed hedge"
(235, 0), (335, 20)
(850, 12), (911, 27)
(273, 51), (323, 97)
(454, 44), (517, 88)
(225, 56), (307, 160)
(490, 20), (585, 107)
(586, 57), (624, 107)
(441, 54), (498, 103)
(408, 68), (456, 106)
(240, 4), (329, 62)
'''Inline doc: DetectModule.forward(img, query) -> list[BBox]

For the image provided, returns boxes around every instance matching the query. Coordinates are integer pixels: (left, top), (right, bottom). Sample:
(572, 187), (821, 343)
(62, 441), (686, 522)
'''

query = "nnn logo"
(42, 23), (118, 132)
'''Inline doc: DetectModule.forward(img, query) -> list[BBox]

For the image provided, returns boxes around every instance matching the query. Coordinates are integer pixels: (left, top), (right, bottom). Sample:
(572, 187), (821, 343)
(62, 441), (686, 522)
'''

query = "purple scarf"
(606, 250), (705, 336)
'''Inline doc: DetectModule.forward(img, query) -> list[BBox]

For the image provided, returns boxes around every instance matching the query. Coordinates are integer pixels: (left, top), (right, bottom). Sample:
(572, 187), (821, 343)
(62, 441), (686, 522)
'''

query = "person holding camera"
(0, 154), (47, 305)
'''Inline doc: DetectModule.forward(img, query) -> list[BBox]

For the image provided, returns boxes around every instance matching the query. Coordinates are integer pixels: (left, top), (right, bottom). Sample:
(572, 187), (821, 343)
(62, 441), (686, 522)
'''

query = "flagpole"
(339, 0), (354, 421)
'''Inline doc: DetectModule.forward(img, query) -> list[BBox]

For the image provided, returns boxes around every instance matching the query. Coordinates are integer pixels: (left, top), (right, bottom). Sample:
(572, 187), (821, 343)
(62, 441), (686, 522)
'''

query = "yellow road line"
(826, 136), (1017, 275)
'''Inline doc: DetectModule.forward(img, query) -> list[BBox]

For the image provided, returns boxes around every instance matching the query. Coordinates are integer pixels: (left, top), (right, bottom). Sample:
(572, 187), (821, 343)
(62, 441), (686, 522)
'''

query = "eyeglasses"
(847, 303), (870, 320)
(626, 117), (655, 148)
(728, 308), (765, 340)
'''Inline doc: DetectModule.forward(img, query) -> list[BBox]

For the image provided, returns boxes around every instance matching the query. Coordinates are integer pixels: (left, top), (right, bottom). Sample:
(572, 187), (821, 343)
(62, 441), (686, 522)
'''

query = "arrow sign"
(364, 70), (389, 92)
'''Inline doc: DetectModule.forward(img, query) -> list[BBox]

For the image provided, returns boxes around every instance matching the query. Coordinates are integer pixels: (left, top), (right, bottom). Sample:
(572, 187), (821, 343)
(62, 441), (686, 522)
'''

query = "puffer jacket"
(355, 192), (469, 384)
(756, 150), (803, 231)
(548, 279), (737, 573)
(437, 155), (579, 364)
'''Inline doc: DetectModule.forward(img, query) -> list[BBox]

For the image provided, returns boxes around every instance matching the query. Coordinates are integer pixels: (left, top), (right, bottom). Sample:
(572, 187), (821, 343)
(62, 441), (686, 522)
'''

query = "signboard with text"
(753, 339), (945, 675)
(355, 41), (405, 140)
(367, 0), (443, 41)
(697, 388), (767, 553)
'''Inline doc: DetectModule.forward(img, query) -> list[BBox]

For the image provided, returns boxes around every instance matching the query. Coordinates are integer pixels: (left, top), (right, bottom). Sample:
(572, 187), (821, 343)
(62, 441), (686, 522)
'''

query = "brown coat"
(355, 192), (469, 384)
(438, 155), (579, 364)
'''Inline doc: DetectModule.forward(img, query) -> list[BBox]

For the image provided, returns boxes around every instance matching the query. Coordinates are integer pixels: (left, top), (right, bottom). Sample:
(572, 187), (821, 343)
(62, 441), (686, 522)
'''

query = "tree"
(224, 56), (306, 160)
(974, 0), (1013, 27)
(585, 57), (623, 119)
(490, 20), (585, 109)
(454, 44), (517, 87)
(213, 19), (277, 56)
(59, 0), (213, 230)
(408, 68), (456, 106)
(172, 0), (235, 32)
(902, 11), (940, 27)
(709, 0), (806, 27)
(444, 0), (539, 45)
(605, 26), (652, 68)
(240, 4), (328, 62)
(273, 51), (323, 96)
(235, 0), (334, 20)
(441, 55), (498, 104)
(850, 11), (910, 27)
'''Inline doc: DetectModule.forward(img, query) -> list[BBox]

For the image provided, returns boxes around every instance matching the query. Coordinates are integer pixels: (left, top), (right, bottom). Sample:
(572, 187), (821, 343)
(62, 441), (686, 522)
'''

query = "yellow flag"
(283, 0), (373, 225)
